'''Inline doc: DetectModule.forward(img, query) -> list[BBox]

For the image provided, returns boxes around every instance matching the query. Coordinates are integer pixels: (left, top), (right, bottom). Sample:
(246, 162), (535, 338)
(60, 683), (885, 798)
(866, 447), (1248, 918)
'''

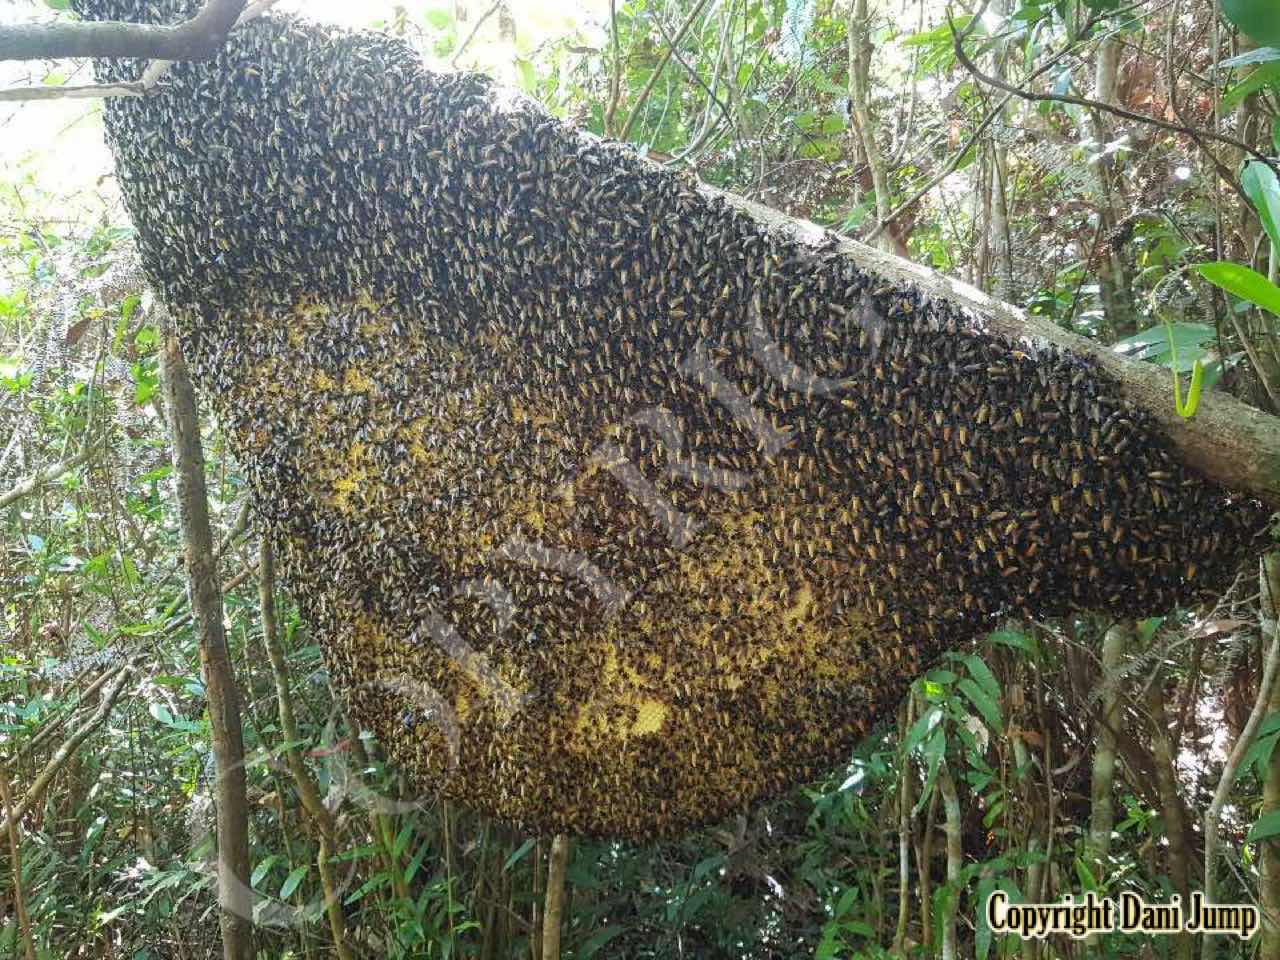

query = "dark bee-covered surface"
(75, 0), (1265, 838)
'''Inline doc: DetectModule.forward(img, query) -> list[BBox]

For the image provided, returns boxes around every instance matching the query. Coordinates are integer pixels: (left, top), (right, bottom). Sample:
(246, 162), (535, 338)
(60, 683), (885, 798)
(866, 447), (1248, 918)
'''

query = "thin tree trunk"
(937, 762), (962, 960)
(1146, 667), (1194, 960)
(1087, 620), (1131, 875)
(986, 0), (1014, 300)
(259, 539), (354, 960)
(847, 0), (893, 251)
(160, 329), (253, 960)
(0, 768), (36, 960)
(917, 786), (938, 952)
(893, 696), (914, 955)
(1260, 552), (1280, 957)
(1089, 35), (1135, 338)
(541, 834), (571, 960)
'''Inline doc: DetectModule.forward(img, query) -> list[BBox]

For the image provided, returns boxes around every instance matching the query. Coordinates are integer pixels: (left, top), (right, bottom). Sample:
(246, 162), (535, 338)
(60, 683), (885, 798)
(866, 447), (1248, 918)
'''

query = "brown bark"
(1145, 668), (1194, 960)
(0, 0), (246, 62)
(160, 330), (253, 960)
(0, 769), (36, 960)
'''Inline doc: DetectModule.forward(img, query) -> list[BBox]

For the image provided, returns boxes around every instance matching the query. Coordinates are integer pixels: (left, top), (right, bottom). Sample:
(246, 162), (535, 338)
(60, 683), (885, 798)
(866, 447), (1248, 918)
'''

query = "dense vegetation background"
(2, 0), (1280, 957)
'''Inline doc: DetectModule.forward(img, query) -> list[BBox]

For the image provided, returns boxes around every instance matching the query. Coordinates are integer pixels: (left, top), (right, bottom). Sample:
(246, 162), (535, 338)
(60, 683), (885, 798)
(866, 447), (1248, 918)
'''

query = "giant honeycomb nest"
(77, 0), (1265, 838)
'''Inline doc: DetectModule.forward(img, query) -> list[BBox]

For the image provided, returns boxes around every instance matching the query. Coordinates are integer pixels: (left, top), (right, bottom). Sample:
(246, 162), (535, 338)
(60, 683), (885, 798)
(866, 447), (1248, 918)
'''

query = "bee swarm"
(76, 0), (1263, 838)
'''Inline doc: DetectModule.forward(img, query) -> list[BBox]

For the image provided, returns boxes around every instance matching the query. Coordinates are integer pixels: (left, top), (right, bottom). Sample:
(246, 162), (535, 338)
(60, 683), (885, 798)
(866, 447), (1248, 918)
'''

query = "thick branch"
(0, 0), (246, 63)
(717, 188), (1280, 505)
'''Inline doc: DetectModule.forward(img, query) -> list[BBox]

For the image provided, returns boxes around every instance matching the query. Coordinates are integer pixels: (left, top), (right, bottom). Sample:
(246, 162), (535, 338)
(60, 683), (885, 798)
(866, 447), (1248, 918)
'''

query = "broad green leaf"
(958, 677), (1004, 732)
(579, 926), (624, 959)
(1196, 261), (1280, 316)
(1112, 322), (1214, 371)
(1247, 809), (1280, 842)
(987, 629), (1039, 657)
(962, 653), (1001, 702)
(250, 856), (278, 888)
(1243, 160), (1280, 253)
(148, 703), (174, 726)
(1222, 63), (1280, 111)
(903, 705), (942, 755)
(1237, 731), (1279, 781)
(1256, 712), (1280, 739)
(279, 865), (309, 899)
(1220, 0), (1280, 47)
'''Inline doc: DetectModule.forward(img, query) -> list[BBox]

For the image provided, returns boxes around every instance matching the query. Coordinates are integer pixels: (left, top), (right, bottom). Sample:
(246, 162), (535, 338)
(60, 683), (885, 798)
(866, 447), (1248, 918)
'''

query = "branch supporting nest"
(0, 0), (247, 63)
(0, 0), (280, 101)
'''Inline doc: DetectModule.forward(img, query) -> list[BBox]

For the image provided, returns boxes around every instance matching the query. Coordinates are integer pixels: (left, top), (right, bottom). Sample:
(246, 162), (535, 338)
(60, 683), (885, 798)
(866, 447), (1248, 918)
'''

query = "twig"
(0, 445), (93, 509)
(0, 80), (151, 101)
(619, 0), (713, 142)
(451, 0), (505, 68)
(0, 664), (135, 836)
(947, 6), (1279, 176)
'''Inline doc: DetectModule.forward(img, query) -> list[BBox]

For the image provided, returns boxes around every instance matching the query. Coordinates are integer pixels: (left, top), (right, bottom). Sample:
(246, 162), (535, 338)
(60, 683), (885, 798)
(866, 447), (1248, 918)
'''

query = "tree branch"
(0, 446), (92, 509)
(947, 7), (1279, 177)
(0, 0), (247, 63)
(0, 663), (135, 836)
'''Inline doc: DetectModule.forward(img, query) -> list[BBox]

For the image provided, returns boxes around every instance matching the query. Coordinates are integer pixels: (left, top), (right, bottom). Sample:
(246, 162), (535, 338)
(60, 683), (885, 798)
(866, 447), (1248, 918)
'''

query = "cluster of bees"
(76, 0), (1265, 838)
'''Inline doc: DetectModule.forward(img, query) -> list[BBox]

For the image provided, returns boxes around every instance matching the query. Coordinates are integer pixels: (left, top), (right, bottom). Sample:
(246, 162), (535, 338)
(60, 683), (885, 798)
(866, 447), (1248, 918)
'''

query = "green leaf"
(279, 865), (309, 899)
(1243, 160), (1280, 253)
(1196, 261), (1280, 316)
(250, 856), (279, 888)
(1247, 809), (1280, 842)
(503, 838), (536, 872)
(148, 703), (174, 726)
(1220, 0), (1280, 47)
(1112, 322), (1214, 371)
(1238, 731), (1279, 781)
(1074, 857), (1099, 892)
(958, 677), (1004, 732)
(961, 653), (1001, 702)
(579, 925), (624, 959)
(987, 629), (1039, 657)
(1222, 62), (1280, 112)
(903, 705), (942, 755)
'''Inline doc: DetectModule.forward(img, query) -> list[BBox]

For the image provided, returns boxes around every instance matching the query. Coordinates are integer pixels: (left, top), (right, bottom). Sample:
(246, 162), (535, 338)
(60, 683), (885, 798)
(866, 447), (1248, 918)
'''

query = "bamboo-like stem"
(893, 695), (914, 955)
(937, 762), (962, 960)
(541, 834), (571, 960)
